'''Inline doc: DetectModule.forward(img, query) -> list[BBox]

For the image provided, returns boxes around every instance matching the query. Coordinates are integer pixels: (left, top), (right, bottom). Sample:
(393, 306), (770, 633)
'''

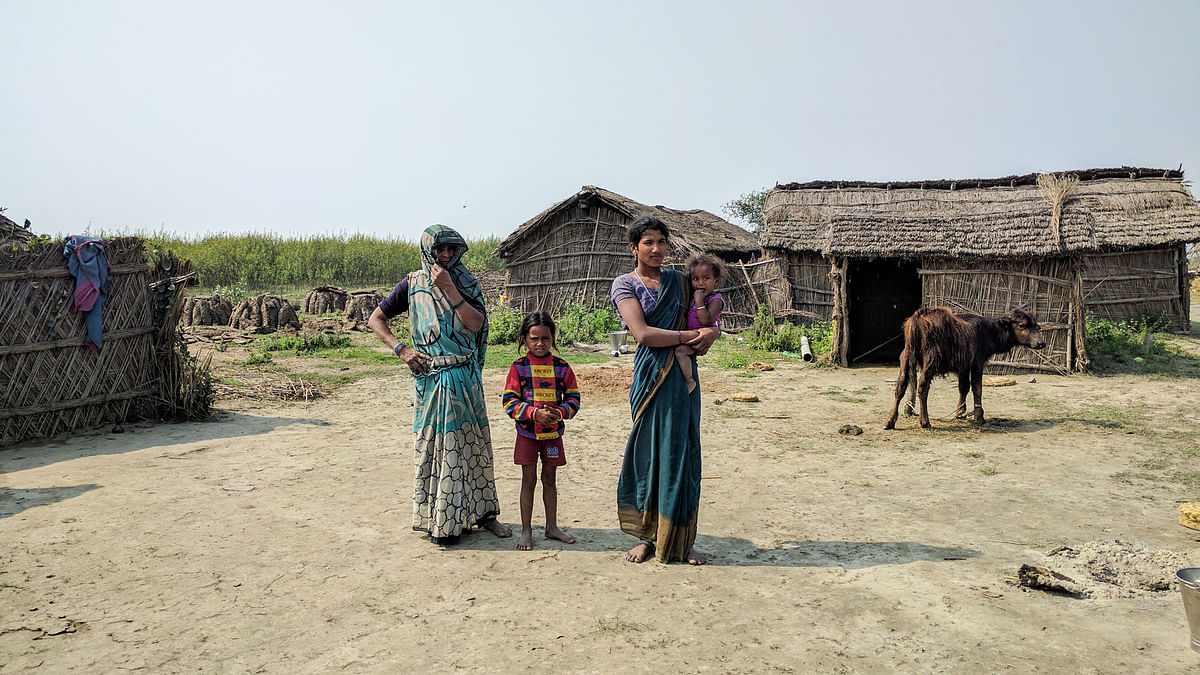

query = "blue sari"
(407, 225), (498, 545)
(616, 269), (702, 562)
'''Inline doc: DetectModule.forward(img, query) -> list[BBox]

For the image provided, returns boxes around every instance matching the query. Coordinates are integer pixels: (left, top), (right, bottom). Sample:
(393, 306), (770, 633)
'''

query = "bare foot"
(516, 529), (533, 550)
(545, 525), (575, 545)
(625, 542), (654, 563)
(685, 379), (697, 394)
(482, 519), (512, 538)
(687, 548), (708, 565)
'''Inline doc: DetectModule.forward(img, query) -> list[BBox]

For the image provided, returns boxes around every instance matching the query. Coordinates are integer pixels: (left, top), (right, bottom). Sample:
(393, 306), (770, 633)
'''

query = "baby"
(676, 254), (725, 393)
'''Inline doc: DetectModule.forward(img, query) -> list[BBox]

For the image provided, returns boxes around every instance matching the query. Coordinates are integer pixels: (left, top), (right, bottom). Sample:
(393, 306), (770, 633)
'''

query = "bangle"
(393, 342), (406, 356)
(451, 298), (465, 310)
(677, 331), (682, 344)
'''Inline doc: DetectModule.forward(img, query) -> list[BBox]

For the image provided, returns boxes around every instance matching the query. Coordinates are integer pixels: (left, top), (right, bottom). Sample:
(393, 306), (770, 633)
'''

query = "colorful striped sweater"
(502, 354), (580, 440)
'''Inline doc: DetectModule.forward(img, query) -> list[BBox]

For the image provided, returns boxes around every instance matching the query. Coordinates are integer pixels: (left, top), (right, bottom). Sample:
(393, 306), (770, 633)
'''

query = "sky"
(2, 1), (1199, 241)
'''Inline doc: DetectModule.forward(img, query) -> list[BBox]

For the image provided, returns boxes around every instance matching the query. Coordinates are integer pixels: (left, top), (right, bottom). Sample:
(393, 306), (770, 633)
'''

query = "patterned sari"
(616, 269), (703, 562)
(407, 225), (499, 544)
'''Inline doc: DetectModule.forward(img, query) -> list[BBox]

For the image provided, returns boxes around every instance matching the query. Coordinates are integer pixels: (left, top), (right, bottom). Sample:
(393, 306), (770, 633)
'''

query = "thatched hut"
(1, 210), (33, 249)
(760, 167), (1200, 373)
(496, 186), (781, 330)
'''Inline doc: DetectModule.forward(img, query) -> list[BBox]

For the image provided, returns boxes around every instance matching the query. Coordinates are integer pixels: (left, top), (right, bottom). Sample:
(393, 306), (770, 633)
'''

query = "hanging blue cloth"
(63, 235), (109, 351)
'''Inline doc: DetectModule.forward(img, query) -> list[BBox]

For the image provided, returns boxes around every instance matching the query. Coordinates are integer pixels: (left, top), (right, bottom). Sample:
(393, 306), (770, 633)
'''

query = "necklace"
(633, 268), (659, 293)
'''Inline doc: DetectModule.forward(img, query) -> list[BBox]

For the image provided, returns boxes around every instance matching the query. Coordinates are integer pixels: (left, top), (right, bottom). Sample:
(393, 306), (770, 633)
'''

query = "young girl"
(676, 254), (726, 393)
(502, 312), (581, 551)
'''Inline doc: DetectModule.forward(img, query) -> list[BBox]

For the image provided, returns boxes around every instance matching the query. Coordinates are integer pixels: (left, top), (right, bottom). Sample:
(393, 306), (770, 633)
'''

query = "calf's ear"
(997, 316), (1014, 330)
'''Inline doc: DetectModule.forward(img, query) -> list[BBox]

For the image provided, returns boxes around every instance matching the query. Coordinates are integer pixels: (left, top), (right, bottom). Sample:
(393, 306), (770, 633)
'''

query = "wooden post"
(828, 256), (849, 367)
(1071, 258), (1089, 372)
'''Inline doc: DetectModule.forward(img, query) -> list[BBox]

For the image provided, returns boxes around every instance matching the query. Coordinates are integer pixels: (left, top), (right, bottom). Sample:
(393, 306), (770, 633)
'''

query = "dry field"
(3, 318), (1200, 672)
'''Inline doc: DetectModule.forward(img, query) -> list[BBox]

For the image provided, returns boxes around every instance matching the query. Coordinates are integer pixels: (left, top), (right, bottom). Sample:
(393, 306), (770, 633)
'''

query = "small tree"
(721, 188), (770, 232)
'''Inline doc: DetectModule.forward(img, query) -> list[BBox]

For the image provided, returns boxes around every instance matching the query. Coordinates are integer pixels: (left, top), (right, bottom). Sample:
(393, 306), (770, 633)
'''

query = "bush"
(488, 305), (523, 345)
(213, 281), (250, 302)
(1085, 315), (1170, 371)
(745, 304), (832, 355)
(486, 302), (621, 346)
(557, 304), (622, 345)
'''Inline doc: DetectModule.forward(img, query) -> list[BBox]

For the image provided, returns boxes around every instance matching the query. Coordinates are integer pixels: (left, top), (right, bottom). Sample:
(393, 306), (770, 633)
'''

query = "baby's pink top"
(686, 292), (724, 330)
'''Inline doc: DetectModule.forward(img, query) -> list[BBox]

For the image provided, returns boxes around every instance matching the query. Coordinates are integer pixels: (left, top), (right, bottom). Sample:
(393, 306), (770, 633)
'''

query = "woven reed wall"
(920, 258), (1079, 375)
(502, 204), (771, 331)
(1080, 247), (1189, 332)
(780, 250), (835, 322)
(1, 238), (160, 446)
(504, 203), (630, 313)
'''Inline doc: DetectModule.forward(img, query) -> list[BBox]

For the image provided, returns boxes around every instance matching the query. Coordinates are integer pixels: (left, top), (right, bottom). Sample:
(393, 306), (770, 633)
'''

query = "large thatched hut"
(496, 186), (780, 330)
(760, 167), (1200, 373)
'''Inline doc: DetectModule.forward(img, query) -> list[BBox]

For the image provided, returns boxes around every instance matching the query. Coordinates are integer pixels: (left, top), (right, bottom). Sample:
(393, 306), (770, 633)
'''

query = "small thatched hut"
(496, 186), (781, 330)
(760, 167), (1200, 373)
(1, 210), (33, 249)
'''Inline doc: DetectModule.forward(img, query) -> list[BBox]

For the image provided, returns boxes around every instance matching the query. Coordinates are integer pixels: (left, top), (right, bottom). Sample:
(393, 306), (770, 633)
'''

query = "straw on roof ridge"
(761, 168), (1200, 259)
(497, 185), (759, 257)
(774, 166), (1184, 192)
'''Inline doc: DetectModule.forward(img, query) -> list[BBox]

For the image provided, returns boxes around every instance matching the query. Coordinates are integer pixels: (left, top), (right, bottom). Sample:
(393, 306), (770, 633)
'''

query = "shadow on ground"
(439, 526), (979, 568)
(883, 415), (1127, 434)
(0, 411), (330, 473)
(0, 483), (100, 519)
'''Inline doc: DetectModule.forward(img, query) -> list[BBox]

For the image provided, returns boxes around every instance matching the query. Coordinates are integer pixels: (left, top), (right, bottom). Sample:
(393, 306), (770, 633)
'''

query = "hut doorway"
(847, 258), (921, 364)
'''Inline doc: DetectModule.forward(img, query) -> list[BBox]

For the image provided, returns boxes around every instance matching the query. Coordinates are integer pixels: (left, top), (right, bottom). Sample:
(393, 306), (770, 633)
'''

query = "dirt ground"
(4, 324), (1200, 672)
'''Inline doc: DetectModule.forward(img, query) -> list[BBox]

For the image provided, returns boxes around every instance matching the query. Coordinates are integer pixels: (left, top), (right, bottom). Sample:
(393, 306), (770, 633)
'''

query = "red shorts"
(514, 435), (566, 466)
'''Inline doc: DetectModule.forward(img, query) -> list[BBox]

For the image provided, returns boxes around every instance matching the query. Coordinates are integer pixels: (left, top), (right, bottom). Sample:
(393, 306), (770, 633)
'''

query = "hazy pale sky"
(3, 1), (1198, 240)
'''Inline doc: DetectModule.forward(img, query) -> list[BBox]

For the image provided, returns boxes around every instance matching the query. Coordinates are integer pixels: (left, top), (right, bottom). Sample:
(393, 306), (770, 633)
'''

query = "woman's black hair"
(518, 311), (558, 353)
(627, 214), (670, 245)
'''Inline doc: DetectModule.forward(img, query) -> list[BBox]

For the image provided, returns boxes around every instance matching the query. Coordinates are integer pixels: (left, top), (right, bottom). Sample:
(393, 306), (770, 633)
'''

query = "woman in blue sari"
(369, 225), (511, 545)
(611, 216), (720, 564)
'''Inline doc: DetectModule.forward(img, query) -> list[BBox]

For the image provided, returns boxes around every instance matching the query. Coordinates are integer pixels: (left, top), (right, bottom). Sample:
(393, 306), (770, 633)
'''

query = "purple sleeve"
(610, 273), (657, 329)
(610, 274), (638, 305)
(377, 277), (409, 318)
(709, 292), (725, 325)
(377, 276), (485, 319)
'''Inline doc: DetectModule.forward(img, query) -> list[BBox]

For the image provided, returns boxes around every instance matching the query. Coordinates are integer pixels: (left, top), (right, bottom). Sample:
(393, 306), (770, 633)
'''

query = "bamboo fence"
(1, 237), (199, 446)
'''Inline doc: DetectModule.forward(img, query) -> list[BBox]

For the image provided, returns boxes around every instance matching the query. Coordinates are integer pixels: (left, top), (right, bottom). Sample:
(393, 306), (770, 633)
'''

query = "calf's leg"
(884, 360), (910, 429)
(971, 366), (984, 423)
(954, 372), (971, 418)
(916, 367), (933, 429)
(904, 371), (917, 417)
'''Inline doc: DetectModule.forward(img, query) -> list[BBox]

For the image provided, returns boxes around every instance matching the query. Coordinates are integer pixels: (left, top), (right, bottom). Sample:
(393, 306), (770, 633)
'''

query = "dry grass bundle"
(214, 376), (326, 402)
(150, 254), (213, 420)
(1037, 173), (1080, 248)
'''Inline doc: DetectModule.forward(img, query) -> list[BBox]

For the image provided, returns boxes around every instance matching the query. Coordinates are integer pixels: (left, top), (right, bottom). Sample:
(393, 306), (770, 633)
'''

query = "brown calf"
(884, 308), (1046, 430)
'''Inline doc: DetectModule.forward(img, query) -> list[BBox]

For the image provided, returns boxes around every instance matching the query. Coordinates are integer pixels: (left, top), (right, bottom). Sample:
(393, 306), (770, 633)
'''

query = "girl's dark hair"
(683, 253), (726, 283)
(518, 311), (558, 353)
(627, 215), (670, 245)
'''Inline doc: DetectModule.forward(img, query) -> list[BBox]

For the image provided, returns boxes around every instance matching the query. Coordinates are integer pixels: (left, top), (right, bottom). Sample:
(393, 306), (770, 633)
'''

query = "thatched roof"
(761, 167), (1200, 259)
(0, 211), (33, 248)
(497, 185), (759, 258)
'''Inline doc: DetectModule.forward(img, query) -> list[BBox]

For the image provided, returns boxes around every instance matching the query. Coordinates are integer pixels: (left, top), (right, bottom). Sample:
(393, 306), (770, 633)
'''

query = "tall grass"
(144, 232), (501, 290)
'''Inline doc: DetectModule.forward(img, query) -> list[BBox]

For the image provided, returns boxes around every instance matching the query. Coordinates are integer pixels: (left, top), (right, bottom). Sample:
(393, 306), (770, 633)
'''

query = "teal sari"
(407, 225), (498, 545)
(616, 269), (702, 562)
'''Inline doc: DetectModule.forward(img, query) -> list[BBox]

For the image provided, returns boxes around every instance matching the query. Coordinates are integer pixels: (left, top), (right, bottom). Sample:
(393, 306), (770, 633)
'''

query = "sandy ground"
(4, 332), (1200, 672)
